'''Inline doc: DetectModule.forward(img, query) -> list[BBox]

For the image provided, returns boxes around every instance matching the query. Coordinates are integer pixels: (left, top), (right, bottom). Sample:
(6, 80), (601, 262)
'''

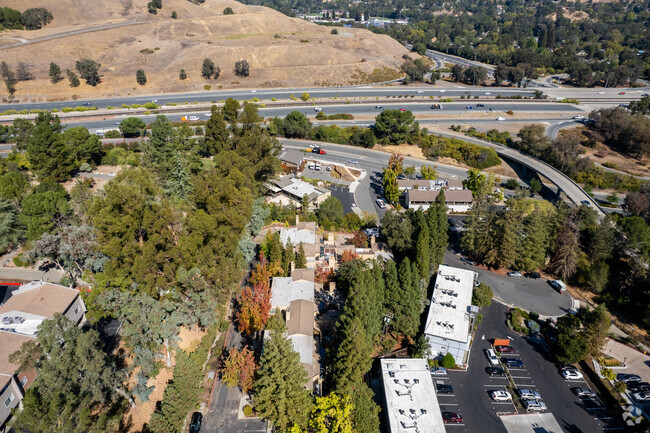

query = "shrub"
(331, 28), (338, 35)
(79, 162), (93, 172)
(602, 162), (618, 169)
(171, 11), (177, 19)
(136, 69), (147, 85)
(104, 130), (121, 139)
(472, 283), (493, 307)
(441, 353), (455, 369)
(204, 85), (212, 90)
(505, 178), (519, 189)
(300, 92), (310, 101)
(223, 7), (234, 14)
(234, 60), (250, 77)
(179, 69), (187, 80)
(243, 405), (253, 417)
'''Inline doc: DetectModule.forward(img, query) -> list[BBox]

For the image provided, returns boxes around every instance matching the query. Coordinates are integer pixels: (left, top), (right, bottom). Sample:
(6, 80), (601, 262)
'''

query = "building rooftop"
(280, 227), (317, 247)
(274, 176), (328, 202)
(288, 334), (314, 383)
(407, 188), (473, 203)
(0, 330), (35, 376)
(397, 179), (447, 189)
(0, 281), (79, 320)
(380, 358), (446, 433)
(271, 277), (315, 309)
(291, 268), (315, 282)
(287, 299), (315, 336)
(424, 265), (477, 343)
(446, 179), (463, 189)
(279, 149), (304, 166)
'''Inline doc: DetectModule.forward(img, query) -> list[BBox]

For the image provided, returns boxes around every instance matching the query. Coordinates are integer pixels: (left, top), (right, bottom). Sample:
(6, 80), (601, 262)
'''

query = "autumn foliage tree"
(340, 249), (360, 264)
(236, 253), (278, 334)
(222, 346), (257, 393)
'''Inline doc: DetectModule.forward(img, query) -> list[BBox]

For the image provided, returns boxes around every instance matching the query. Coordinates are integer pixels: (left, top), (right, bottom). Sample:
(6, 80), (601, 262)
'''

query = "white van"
(550, 280), (567, 293)
(485, 349), (499, 365)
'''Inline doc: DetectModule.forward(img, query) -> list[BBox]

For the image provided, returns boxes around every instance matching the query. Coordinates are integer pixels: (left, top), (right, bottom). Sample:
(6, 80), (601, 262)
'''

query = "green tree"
(549, 217), (580, 281)
(201, 58), (216, 79)
(472, 282), (493, 306)
(136, 69), (147, 85)
(332, 316), (373, 395)
(629, 95), (650, 116)
(421, 164), (437, 180)
(350, 128), (376, 148)
(20, 189), (69, 240)
(282, 240), (294, 275)
(441, 353), (455, 368)
(282, 111), (312, 138)
(223, 7), (235, 14)
(62, 126), (104, 166)
(204, 106), (230, 155)
(463, 168), (496, 199)
(223, 97), (241, 124)
(373, 109), (420, 144)
(179, 69), (187, 80)
(11, 314), (125, 433)
(165, 153), (193, 199)
(0, 171), (29, 204)
(171, 11), (177, 18)
(67, 69), (80, 87)
(308, 394), (354, 433)
(581, 304), (611, 360)
(0, 199), (24, 252)
(392, 257), (422, 336)
(295, 242), (307, 268)
(380, 210), (413, 257)
(555, 314), (588, 364)
(382, 168), (400, 204)
(529, 178), (542, 193)
(49, 62), (62, 83)
(119, 117), (146, 137)
(0, 61), (17, 96)
(254, 332), (313, 432)
(426, 192), (448, 268)
(318, 196), (344, 227)
(234, 60), (250, 77)
(75, 59), (101, 86)
(415, 218), (430, 280)
(412, 42), (427, 55)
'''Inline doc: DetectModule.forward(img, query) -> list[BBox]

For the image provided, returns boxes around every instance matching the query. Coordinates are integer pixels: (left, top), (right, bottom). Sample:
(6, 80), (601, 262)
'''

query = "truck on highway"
(430, 104), (443, 109)
(312, 147), (326, 155)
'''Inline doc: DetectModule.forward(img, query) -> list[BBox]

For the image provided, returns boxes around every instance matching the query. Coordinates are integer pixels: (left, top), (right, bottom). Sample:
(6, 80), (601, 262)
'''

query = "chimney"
(326, 232), (334, 245)
(295, 215), (300, 226)
(329, 281), (336, 295)
(370, 235), (376, 249)
(290, 260), (295, 273)
(328, 254), (335, 269)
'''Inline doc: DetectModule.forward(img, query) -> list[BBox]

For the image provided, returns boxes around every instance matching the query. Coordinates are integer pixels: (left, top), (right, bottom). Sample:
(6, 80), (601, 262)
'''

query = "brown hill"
(0, 0), (408, 102)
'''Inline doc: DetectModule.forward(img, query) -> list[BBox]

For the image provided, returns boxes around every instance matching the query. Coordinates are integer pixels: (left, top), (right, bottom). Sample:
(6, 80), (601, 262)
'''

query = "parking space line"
(439, 403), (460, 406)
(443, 424), (466, 427)
(483, 384), (507, 387)
(514, 384), (537, 388)
(510, 376), (533, 379)
(437, 394), (456, 397)
(491, 402), (515, 405)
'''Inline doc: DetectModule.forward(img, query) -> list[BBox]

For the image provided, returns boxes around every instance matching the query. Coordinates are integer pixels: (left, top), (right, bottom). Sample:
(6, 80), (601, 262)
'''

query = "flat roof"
(0, 330), (36, 376)
(424, 265), (477, 343)
(407, 189), (473, 203)
(271, 277), (314, 308)
(279, 227), (317, 246)
(380, 358), (446, 433)
(0, 281), (79, 319)
(500, 413), (564, 433)
(277, 177), (328, 201)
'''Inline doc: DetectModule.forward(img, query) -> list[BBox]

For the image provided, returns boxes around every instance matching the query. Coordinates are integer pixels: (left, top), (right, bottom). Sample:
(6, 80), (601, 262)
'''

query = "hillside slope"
(0, 0), (408, 101)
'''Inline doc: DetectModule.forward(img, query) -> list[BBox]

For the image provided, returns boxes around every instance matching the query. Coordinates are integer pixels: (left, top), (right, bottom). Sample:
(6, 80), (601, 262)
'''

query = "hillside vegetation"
(0, 0), (407, 101)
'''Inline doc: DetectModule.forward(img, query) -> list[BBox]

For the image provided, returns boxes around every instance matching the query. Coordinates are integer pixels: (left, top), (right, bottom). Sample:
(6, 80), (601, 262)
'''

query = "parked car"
(562, 370), (583, 380)
(314, 163), (321, 171)
(376, 199), (386, 209)
(507, 271), (522, 278)
(573, 115), (585, 120)
(572, 387), (597, 398)
(495, 345), (515, 354)
(485, 367), (506, 376)
(442, 412), (463, 424)
(549, 280), (567, 293)
(460, 257), (475, 266)
(485, 349), (499, 366)
(503, 358), (524, 368)
(524, 272), (541, 279)
(561, 364), (578, 372)
(522, 399), (547, 412)
(489, 390), (512, 401)
(517, 389), (541, 400)
(617, 373), (641, 383)
(430, 367), (447, 376)
(189, 412), (203, 433)
(627, 382), (650, 392)
(436, 384), (454, 394)
(633, 392), (650, 402)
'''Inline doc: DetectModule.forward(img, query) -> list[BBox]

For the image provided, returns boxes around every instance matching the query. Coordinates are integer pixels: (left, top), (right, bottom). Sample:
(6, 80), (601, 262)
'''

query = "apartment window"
(20, 376), (28, 387)
(4, 393), (14, 407)
(74, 306), (80, 315)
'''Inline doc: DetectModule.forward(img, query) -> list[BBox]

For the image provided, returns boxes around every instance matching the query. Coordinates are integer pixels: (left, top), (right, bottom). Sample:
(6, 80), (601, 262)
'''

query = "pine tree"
(383, 259), (400, 313)
(268, 232), (283, 266)
(295, 242), (307, 268)
(254, 332), (312, 431)
(48, 62), (62, 83)
(393, 257), (422, 336)
(282, 240), (294, 276)
(415, 221), (430, 280)
(165, 153), (192, 200)
(179, 69), (187, 80)
(431, 191), (449, 267)
(0, 199), (24, 252)
(204, 107), (229, 155)
(549, 217), (579, 281)
(343, 264), (384, 342)
(333, 316), (372, 395)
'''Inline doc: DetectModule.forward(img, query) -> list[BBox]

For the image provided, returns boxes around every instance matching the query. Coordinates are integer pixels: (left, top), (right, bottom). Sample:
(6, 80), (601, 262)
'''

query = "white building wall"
(407, 202), (472, 213)
(427, 335), (471, 366)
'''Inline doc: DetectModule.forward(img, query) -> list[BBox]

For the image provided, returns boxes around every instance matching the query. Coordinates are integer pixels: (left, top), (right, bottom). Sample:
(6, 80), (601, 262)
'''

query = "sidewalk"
(603, 338), (650, 383)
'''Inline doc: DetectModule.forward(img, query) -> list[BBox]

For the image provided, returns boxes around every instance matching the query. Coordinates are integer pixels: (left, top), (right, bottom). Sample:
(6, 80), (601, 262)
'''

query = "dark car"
(189, 412), (203, 433)
(495, 345), (516, 354)
(436, 384), (454, 394)
(617, 373), (642, 383)
(524, 272), (541, 279)
(628, 382), (650, 392)
(460, 257), (475, 266)
(476, 103), (485, 107)
(485, 367), (506, 376)
(503, 358), (524, 368)
(442, 412), (463, 424)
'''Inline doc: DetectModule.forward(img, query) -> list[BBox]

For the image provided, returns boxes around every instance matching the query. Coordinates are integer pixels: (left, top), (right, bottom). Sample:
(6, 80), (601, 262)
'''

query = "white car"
(633, 392), (650, 402)
(204, 113), (211, 117)
(115, 121), (121, 125)
(562, 370), (583, 380)
(376, 199), (386, 209)
(485, 349), (499, 366)
(573, 115), (585, 120)
(597, 91), (605, 95)
(439, 89), (446, 93)
(507, 271), (522, 278)
(496, 117), (505, 121)
(518, 389), (541, 400)
(484, 92), (491, 95)
(416, 90), (424, 94)
(347, 159), (359, 164)
(150, 99), (158, 103)
(250, 90), (257, 93)
(489, 390), (512, 401)
(188, 116), (200, 121)
(375, 105), (383, 109)
(522, 399), (547, 412)
(314, 107), (323, 112)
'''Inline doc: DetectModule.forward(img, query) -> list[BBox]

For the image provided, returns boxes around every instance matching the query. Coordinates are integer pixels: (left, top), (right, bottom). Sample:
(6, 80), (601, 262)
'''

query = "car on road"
(312, 147), (326, 155)
(442, 412), (463, 424)
(617, 373), (642, 383)
(204, 113), (211, 117)
(439, 89), (446, 93)
(115, 121), (121, 125)
(524, 272), (541, 279)
(503, 358), (524, 368)
(619, 91), (626, 95)
(580, 200), (591, 206)
(314, 107), (322, 112)
(347, 159), (359, 164)
(489, 390), (512, 401)
(573, 115), (585, 120)
(82, 102), (92, 106)
(562, 370), (584, 380)
(597, 91), (605, 95)
(399, 108), (406, 112)
(486, 367), (506, 376)
(466, 105), (473, 109)
(250, 90), (257, 93)
(496, 117), (505, 121)
(430, 104), (443, 109)
(460, 257), (475, 266)
(416, 90), (424, 94)
(476, 103), (485, 107)
(484, 92), (491, 95)
(376, 199), (386, 209)
(485, 348), (499, 365)
(572, 387), (597, 398)
(517, 389), (541, 400)
(189, 412), (202, 433)
(430, 367), (447, 376)
(522, 399), (547, 412)
(495, 345), (516, 354)
(150, 99), (158, 103)
(507, 271), (522, 278)
(436, 384), (454, 394)
(633, 392), (650, 402)
(188, 116), (200, 121)
(375, 105), (383, 109)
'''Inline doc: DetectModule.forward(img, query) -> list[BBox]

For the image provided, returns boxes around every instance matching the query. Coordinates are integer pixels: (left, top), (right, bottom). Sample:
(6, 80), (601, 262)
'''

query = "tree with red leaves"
(236, 252), (276, 335)
(339, 249), (360, 264)
(350, 230), (368, 248)
(222, 346), (257, 393)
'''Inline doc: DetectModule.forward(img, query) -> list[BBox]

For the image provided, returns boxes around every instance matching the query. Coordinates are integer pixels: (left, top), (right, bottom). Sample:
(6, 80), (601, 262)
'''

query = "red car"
(399, 108), (406, 112)
(442, 412), (463, 424)
(619, 91), (626, 95)
(495, 345), (516, 353)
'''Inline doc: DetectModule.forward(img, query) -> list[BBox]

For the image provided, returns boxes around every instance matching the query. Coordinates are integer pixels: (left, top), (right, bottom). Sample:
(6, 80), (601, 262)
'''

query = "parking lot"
(434, 303), (623, 433)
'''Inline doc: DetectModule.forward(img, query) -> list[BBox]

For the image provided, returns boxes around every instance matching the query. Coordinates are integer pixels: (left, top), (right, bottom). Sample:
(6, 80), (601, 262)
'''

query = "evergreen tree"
(165, 153), (192, 200)
(295, 242), (307, 268)
(136, 69), (147, 85)
(343, 263), (384, 342)
(350, 384), (381, 433)
(48, 62), (62, 83)
(333, 316), (372, 396)
(549, 216), (580, 281)
(431, 191), (449, 267)
(254, 332), (312, 432)
(308, 394), (354, 433)
(414, 209), (430, 280)
(201, 58), (216, 79)
(268, 232), (283, 265)
(223, 97), (241, 125)
(179, 69), (187, 80)
(393, 257), (422, 336)
(383, 259), (400, 314)
(204, 106), (230, 155)
(0, 198), (24, 252)
(26, 112), (77, 181)
(282, 240), (294, 275)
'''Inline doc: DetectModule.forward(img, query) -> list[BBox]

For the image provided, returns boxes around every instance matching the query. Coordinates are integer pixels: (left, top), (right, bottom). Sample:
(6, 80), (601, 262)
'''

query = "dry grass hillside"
(0, 0), (408, 102)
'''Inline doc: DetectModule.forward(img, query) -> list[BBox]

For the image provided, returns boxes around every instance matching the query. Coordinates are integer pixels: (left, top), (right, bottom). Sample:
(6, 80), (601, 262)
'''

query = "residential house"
(268, 176), (331, 210)
(279, 149), (304, 174)
(286, 299), (317, 389)
(406, 189), (474, 212)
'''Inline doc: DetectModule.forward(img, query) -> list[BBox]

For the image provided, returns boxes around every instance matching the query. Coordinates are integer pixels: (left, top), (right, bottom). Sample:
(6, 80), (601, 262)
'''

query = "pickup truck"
(312, 147), (326, 155)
